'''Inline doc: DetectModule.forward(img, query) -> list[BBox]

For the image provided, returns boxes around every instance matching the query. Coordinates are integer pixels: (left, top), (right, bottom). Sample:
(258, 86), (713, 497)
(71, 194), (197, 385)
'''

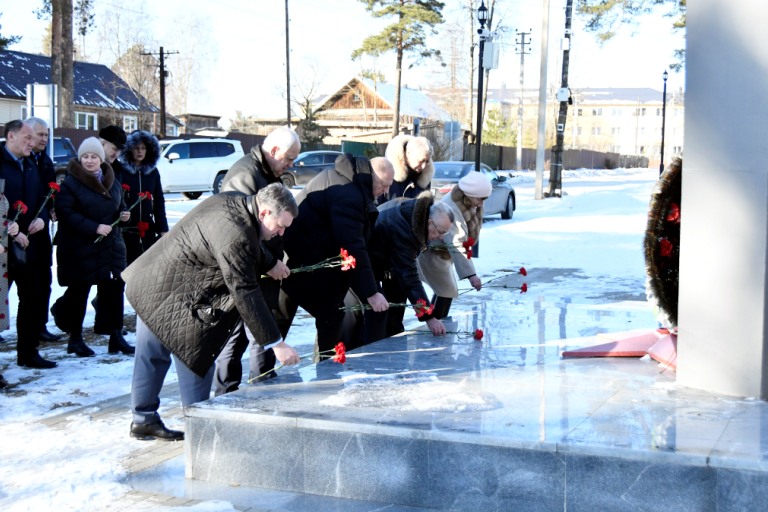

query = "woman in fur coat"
(51, 138), (133, 357)
(381, 135), (435, 202)
(117, 130), (169, 265)
(418, 171), (492, 318)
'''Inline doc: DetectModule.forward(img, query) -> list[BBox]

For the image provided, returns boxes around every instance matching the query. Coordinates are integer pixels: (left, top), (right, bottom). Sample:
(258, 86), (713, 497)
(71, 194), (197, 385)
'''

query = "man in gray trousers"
(123, 184), (301, 441)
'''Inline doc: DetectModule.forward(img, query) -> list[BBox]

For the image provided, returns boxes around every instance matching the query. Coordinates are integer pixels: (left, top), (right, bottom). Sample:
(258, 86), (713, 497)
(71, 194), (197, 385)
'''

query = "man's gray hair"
(263, 127), (300, 152)
(430, 201), (455, 223)
(256, 182), (298, 218)
(24, 117), (49, 130)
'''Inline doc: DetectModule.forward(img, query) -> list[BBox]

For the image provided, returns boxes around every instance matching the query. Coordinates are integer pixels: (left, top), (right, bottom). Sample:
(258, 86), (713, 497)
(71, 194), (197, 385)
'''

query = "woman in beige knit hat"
(50, 137), (134, 358)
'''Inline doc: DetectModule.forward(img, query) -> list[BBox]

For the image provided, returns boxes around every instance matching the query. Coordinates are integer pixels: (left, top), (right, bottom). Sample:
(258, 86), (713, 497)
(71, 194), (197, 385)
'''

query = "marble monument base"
(185, 315), (768, 511)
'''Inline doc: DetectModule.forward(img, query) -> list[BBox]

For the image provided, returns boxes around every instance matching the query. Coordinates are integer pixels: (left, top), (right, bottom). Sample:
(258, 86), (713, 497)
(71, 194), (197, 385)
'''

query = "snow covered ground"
(0, 167), (660, 511)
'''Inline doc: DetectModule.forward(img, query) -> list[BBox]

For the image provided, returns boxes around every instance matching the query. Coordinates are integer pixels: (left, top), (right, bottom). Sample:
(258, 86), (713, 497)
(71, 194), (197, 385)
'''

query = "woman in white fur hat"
(417, 170), (492, 318)
(50, 137), (133, 358)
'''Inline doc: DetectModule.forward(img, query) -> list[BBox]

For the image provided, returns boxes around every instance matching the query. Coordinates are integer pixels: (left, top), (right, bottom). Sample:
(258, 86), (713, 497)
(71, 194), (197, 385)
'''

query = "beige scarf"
(450, 186), (483, 242)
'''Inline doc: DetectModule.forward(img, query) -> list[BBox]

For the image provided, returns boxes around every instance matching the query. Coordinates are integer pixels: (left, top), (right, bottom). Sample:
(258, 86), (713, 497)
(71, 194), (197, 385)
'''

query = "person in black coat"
(51, 137), (133, 357)
(0, 120), (57, 369)
(281, 155), (394, 353)
(380, 135), (435, 202)
(123, 184), (301, 441)
(24, 116), (61, 344)
(214, 127), (300, 394)
(88, 125), (128, 336)
(365, 192), (453, 343)
(117, 130), (168, 265)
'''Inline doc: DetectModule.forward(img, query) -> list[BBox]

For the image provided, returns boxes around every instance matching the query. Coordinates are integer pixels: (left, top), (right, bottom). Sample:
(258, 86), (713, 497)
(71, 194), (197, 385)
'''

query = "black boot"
(67, 333), (95, 357)
(50, 302), (70, 334)
(108, 330), (135, 355)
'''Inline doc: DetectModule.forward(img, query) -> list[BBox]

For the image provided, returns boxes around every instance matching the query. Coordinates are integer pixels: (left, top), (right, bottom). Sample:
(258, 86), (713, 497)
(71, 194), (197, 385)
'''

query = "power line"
(140, 47), (179, 136)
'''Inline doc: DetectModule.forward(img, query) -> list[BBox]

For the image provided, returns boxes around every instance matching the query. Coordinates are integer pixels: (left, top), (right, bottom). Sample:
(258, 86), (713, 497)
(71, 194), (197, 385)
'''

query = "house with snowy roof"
(0, 49), (181, 135)
(312, 77), (457, 144)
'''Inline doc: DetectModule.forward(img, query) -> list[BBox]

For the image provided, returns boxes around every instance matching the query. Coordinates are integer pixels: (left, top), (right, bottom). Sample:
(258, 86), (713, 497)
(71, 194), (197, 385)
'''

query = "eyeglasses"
(429, 219), (449, 237)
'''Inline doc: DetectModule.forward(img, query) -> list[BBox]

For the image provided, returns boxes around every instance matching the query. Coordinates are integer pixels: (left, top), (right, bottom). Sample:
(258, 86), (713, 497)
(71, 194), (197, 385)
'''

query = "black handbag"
(8, 241), (27, 272)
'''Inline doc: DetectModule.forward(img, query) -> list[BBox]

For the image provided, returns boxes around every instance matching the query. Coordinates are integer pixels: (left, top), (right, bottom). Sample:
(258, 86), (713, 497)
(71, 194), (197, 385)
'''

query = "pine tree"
(352, 0), (445, 137)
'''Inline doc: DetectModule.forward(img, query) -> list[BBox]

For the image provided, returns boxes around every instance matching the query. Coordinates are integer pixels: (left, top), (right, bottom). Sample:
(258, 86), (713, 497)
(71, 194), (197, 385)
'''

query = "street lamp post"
(475, 1), (489, 173)
(659, 70), (668, 175)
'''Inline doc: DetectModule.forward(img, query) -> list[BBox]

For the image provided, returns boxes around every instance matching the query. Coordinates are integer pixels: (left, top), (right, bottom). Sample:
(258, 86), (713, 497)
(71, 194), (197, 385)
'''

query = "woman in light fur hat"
(381, 134), (435, 202)
(417, 170), (492, 318)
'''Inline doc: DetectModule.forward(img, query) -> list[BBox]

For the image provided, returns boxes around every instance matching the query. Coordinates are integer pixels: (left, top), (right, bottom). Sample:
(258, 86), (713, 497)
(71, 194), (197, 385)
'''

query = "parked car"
(52, 136), (78, 171)
(1, 136), (77, 177)
(431, 161), (516, 219)
(156, 137), (244, 199)
(281, 150), (344, 187)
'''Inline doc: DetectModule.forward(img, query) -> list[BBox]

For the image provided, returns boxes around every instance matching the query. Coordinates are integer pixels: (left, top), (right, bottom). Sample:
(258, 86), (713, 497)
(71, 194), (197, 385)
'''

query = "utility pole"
(285, 0), (292, 128)
(515, 29), (532, 171)
(141, 47), (178, 137)
(547, 0), (573, 198)
(534, 0), (550, 201)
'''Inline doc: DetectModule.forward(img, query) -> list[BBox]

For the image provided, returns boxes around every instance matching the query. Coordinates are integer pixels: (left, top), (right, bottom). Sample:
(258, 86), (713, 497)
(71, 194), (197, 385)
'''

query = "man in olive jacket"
(123, 183), (301, 441)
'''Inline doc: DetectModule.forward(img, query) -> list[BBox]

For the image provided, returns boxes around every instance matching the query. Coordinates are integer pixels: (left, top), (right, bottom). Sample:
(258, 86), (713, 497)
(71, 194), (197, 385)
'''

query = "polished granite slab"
(184, 272), (768, 510)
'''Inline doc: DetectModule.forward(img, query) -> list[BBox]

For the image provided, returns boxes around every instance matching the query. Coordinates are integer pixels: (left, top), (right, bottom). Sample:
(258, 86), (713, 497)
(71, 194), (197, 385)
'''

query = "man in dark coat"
(365, 192), (453, 343)
(281, 155), (394, 353)
(123, 183), (301, 441)
(87, 125), (129, 338)
(214, 127), (300, 395)
(0, 120), (56, 368)
(24, 117), (60, 343)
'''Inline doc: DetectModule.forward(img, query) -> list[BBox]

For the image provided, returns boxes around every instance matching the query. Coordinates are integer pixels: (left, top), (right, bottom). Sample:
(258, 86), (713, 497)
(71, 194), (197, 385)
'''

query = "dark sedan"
(431, 161), (516, 219)
(281, 150), (344, 187)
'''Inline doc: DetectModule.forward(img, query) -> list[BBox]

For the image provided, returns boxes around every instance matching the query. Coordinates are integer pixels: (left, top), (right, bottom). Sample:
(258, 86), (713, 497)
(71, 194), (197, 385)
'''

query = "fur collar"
(450, 185), (483, 242)
(119, 130), (161, 175)
(410, 191), (434, 249)
(386, 135), (434, 189)
(66, 159), (115, 197)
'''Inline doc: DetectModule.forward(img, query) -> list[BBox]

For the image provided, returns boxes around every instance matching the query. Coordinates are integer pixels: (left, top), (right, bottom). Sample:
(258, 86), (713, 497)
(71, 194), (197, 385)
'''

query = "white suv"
(157, 137), (244, 199)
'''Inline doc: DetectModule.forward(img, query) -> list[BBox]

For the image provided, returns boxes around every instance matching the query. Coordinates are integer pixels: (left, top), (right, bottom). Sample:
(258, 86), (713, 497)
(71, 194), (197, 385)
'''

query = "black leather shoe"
(18, 352), (58, 369)
(108, 330), (135, 355)
(39, 329), (62, 342)
(67, 334), (95, 357)
(130, 421), (184, 441)
(50, 303), (70, 334)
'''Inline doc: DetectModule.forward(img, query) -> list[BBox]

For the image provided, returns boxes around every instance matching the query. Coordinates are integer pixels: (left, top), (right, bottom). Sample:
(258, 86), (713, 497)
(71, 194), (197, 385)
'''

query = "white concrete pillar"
(678, 1), (768, 397)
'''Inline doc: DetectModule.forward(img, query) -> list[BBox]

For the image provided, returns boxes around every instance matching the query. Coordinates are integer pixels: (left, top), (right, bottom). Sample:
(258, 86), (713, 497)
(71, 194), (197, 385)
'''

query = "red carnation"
(48, 181), (60, 193)
(414, 298), (431, 318)
(137, 221), (150, 238)
(520, 283), (528, 293)
(12, 200), (28, 215)
(519, 267), (527, 276)
(659, 238), (673, 257)
(332, 342), (346, 363)
(473, 329), (483, 340)
(665, 203), (681, 223)
(121, 184), (131, 191)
